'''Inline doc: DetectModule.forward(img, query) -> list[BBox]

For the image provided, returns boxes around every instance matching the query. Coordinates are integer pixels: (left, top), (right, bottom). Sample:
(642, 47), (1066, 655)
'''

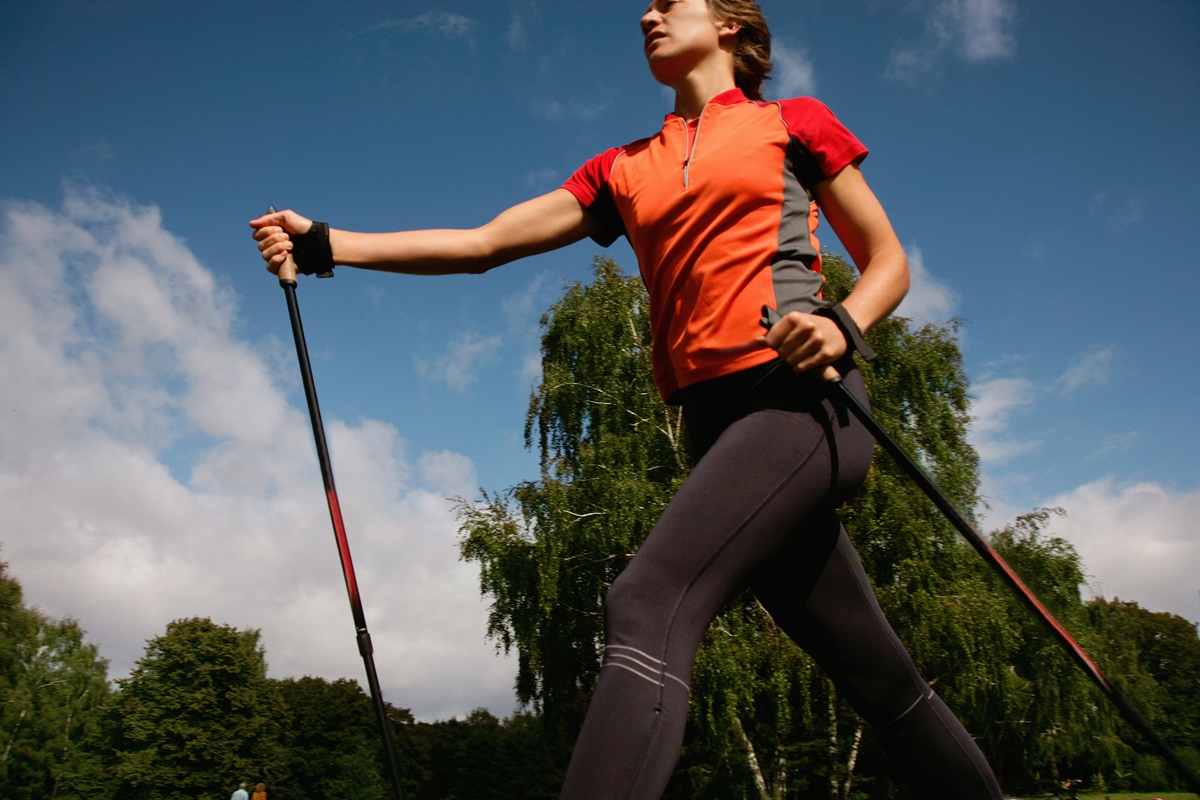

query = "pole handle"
(267, 205), (299, 285)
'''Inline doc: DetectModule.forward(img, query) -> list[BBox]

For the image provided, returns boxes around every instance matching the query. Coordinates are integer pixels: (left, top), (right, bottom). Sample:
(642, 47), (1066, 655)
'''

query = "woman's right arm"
(250, 187), (600, 277)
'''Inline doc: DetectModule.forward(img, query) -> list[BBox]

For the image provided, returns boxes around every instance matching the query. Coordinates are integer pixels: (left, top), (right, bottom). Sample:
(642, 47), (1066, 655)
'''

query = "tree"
(275, 675), (389, 800)
(109, 617), (286, 800)
(459, 256), (688, 741)
(1085, 597), (1200, 790)
(396, 709), (561, 800)
(981, 509), (1127, 793)
(0, 558), (112, 800)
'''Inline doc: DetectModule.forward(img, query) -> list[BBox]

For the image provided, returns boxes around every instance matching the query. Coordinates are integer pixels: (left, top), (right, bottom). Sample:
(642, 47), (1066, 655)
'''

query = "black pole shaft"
(279, 275), (406, 800)
(828, 377), (1200, 794)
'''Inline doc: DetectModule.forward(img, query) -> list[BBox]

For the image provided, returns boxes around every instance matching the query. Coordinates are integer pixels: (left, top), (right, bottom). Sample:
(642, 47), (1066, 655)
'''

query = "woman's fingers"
(249, 208), (313, 235)
(762, 311), (846, 373)
(249, 209), (314, 274)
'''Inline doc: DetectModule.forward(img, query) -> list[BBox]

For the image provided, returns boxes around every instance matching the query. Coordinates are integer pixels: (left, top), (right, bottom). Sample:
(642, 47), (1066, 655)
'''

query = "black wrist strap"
(291, 221), (335, 278)
(813, 303), (877, 362)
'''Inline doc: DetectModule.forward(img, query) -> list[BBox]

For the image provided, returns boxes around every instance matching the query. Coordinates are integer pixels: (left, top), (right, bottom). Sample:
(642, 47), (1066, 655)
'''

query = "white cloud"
(1087, 431), (1141, 461)
(968, 376), (1040, 463)
(1055, 345), (1115, 395)
(1090, 189), (1144, 233)
(1043, 478), (1200, 625)
(947, 0), (1017, 61)
(507, 14), (526, 51)
(524, 167), (559, 189)
(503, 273), (555, 388)
(414, 330), (504, 391)
(0, 188), (515, 721)
(969, 341), (1118, 466)
(894, 243), (959, 326)
(76, 139), (115, 163)
(771, 40), (817, 98)
(887, 0), (1017, 82)
(529, 96), (611, 123)
(501, 271), (552, 331)
(507, 0), (540, 52)
(372, 12), (477, 43)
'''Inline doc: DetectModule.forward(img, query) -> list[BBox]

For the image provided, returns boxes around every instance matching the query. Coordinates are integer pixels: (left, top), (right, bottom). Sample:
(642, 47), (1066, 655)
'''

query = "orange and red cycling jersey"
(562, 88), (868, 401)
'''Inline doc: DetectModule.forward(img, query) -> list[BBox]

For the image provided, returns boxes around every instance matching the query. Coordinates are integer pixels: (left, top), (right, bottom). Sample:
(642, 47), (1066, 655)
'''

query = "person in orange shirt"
(251, 783), (267, 800)
(251, 2), (1002, 798)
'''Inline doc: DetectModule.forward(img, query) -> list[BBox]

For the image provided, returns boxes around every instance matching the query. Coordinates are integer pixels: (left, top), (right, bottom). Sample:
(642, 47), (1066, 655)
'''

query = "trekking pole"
(270, 207), (406, 800)
(824, 368), (1200, 795)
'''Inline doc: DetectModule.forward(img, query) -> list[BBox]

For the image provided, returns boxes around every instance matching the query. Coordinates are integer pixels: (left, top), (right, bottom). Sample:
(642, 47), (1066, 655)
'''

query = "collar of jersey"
(663, 87), (749, 122)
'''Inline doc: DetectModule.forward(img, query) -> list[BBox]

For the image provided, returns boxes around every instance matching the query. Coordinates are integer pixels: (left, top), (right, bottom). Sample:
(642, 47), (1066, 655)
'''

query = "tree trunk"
(828, 692), (840, 800)
(840, 723), (864, 800)
(732, 713), (772, 800)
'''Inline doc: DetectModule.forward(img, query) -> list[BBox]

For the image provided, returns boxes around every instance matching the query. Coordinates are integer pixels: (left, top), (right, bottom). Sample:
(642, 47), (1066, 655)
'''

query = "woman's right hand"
(248, 209), (314, 276)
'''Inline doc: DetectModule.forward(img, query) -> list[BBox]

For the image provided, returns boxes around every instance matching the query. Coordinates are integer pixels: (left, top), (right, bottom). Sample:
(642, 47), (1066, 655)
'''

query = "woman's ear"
(716, 18), (741, 43)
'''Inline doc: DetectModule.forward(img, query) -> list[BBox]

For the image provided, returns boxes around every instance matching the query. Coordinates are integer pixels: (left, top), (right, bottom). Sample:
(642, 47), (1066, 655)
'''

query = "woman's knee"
(603, 565), (661, 640)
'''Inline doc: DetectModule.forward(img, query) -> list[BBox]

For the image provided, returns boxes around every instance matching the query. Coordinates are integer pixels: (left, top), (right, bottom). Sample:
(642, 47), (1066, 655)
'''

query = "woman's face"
(640, 0), (731, 85)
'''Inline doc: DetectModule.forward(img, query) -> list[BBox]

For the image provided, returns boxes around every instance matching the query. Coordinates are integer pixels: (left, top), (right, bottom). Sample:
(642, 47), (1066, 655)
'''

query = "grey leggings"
(559, 361), (1002, 800)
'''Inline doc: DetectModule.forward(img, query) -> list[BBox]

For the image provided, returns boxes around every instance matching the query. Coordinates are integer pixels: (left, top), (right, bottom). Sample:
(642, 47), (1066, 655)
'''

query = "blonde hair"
(708, 0), (772, 100)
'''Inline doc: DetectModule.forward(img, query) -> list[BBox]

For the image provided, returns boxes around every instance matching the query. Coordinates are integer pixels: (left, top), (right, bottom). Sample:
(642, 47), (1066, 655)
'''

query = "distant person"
(231, 783), (248, 800)
(251, 782), (267, 800)
(252, 1), (1004, 798)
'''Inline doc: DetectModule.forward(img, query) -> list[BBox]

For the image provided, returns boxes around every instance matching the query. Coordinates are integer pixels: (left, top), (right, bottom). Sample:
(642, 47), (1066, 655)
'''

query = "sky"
(1, 0), (1197, 723)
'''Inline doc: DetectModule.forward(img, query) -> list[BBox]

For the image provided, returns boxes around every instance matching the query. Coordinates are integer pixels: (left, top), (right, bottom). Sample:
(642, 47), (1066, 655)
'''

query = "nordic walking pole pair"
(793, 335), (1200, 794)
(270, 207), (406, 800)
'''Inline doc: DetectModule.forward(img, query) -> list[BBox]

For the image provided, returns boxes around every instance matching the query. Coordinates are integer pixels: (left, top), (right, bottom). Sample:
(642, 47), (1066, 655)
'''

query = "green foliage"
(0, 558), (112, 800)
(275, 675), (388, 800)
(110, 617), (287, 800)
(982, 510), (1123, 791)
(1086, 598), (1200, 790)
(401, 710), (562, 800)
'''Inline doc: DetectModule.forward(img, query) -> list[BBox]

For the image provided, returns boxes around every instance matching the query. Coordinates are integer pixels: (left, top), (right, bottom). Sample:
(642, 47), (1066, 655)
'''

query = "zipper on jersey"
(682, 107), (707, 189)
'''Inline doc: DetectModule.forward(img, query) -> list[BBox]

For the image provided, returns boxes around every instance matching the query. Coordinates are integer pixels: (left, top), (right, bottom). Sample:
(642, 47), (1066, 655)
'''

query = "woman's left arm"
(762, 164), (909, 374)
(814, 163), (910, 333)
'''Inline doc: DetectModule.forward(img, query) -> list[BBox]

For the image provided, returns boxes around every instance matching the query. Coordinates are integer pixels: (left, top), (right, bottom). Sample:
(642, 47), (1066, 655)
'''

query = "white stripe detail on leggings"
(602, 645), (689, 691)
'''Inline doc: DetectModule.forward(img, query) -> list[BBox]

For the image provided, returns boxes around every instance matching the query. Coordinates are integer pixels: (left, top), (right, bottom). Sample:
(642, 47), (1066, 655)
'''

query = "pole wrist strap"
(292, 221), (335, 278)
(813, 303), (877, 362)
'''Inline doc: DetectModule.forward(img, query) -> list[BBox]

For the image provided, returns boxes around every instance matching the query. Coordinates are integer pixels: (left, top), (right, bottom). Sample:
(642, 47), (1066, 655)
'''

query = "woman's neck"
(670, 62), (738, 120)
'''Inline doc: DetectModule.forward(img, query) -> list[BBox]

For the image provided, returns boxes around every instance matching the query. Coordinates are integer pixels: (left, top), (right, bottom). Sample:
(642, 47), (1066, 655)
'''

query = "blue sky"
(1, 0), (1197, 721)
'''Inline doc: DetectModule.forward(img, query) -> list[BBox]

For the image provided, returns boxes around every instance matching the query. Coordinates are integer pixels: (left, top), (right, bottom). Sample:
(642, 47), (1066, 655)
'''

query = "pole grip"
(267, 205), (299, 285)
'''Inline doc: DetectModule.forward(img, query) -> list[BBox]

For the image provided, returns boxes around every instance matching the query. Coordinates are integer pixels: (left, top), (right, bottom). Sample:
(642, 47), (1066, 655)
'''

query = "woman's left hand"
(757, 311), (847, 375)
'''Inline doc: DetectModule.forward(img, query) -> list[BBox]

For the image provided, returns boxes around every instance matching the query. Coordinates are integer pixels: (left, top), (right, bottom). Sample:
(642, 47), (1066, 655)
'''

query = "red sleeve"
(562, 147), (621, 205)
(776, 97), (868, 180)
(562, 147), (627, 246)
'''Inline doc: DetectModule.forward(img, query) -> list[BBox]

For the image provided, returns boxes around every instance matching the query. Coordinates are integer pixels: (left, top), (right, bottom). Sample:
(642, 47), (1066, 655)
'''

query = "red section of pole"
(325, 487), (364, 613)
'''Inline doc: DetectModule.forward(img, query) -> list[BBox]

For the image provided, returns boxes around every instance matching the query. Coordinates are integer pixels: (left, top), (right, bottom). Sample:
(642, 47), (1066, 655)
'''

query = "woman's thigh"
(606, 390), (871, 673)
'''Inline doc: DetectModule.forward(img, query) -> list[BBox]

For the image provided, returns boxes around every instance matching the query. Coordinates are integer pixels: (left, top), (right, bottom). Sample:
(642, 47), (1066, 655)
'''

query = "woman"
(250, 783), (267, 800)
(251, 2), (1003, 798)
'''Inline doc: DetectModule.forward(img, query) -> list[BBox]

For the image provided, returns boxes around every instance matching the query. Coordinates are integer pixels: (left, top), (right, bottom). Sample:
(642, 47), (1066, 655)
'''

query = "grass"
(1012, 794), (1200, 800)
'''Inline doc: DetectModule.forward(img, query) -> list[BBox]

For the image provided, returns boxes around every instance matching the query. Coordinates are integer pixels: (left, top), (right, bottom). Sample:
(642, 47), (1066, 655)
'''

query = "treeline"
(0, 578), (567, 800)
(4, 256), (1198, 800)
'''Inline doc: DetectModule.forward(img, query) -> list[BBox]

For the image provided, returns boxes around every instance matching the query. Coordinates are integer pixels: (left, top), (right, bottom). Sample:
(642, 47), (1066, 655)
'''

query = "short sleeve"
(776, 97), (868, 183)
(562, 148), (627, 247)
